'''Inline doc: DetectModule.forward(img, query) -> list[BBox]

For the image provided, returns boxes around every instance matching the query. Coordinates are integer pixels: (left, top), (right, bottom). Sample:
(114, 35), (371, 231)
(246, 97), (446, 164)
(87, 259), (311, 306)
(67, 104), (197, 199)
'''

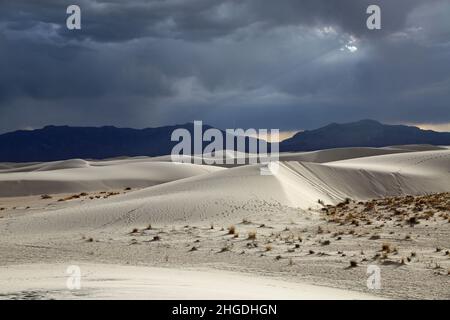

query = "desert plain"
(0, 145), (449, 299)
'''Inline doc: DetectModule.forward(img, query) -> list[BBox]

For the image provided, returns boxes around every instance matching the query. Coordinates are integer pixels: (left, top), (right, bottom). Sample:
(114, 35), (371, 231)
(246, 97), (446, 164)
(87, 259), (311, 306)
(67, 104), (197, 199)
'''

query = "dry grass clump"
(219, 244), (231, 253)
(247, 230), (257, 240)
(322, 192), (450, 229)
(59, 192), (90, 201)
(407, 216), (419, 226)
(228, 225), (236, 235)
(102, 191), (120, 199)
(381, 243), (392, 253)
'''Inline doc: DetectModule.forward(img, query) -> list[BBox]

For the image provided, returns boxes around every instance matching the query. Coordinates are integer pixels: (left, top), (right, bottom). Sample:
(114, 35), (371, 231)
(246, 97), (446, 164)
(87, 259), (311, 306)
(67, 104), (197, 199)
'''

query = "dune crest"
(2, 148), (449, 235)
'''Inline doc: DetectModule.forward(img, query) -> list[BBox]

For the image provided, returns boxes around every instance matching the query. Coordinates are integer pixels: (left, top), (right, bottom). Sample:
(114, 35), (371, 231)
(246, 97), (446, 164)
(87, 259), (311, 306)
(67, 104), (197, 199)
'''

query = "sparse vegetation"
(408, 216), (419, 226)
(382, 243), (392, 253)
(219, 245), (230, 253)
(248, 230), (257, 240)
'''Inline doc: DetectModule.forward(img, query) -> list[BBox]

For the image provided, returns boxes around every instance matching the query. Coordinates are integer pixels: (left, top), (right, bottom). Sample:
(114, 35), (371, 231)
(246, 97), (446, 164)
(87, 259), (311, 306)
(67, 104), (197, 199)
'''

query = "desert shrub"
(408, 216), (419, 226)
(382, 243), (391, 253)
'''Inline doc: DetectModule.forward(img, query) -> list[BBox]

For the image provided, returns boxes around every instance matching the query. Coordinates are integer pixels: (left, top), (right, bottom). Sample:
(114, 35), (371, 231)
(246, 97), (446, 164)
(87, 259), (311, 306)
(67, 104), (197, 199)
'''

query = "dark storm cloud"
(0, 0), (438, 42)
(0, 0), (449, 133)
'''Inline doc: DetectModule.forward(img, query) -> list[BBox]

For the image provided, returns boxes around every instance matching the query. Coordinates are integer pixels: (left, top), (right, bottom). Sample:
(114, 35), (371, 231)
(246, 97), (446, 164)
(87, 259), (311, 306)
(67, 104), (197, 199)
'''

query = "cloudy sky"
(0, 0), (449, 134)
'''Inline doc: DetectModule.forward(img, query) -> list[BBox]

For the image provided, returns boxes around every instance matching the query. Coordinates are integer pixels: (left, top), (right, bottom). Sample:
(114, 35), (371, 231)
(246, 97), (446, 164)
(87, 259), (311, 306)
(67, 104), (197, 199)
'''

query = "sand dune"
(0, 146), (449, 300)
(0, 146), (416, 197)
(0, 263), (380, 300)
(3, 148), (449, 236)
(149, 146), (416, 166)
(0, 160), (224, 197)
(383, 144), (448, 152)
(276, 147), (412, 163)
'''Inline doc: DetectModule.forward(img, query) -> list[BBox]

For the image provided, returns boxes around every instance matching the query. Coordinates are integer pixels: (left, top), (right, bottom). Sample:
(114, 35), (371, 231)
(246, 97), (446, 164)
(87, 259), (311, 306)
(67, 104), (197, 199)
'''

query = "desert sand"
(0, 146), (449, 299)
(0, 263), (380, 300)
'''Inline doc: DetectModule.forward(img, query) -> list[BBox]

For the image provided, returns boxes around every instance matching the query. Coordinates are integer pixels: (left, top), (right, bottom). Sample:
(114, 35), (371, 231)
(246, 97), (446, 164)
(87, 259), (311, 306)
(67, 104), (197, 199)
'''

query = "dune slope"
(0, 160), (224, 197)
(2, 149), (449, 237)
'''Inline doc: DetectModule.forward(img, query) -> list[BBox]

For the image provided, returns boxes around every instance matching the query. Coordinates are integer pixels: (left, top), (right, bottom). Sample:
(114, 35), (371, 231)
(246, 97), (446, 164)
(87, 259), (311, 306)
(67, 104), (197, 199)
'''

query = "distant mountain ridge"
(280, 120), (450, 151)
(0, 120), (449, 162)
(0, 123), (260, 163)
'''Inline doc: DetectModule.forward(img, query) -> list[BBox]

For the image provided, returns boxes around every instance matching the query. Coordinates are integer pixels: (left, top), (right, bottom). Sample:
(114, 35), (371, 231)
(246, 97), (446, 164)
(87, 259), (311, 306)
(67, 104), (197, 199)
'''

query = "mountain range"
(0, 120), (449, 162)
(280, 119), (450, 151)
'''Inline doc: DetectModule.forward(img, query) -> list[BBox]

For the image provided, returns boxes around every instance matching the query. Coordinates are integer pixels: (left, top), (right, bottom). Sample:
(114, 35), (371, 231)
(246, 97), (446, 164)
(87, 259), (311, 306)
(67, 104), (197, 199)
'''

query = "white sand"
(0, 146), (449, 299)
(0, 160), (224, 197)
(3, 148), (448, 235)
(0, 263), (380, 300)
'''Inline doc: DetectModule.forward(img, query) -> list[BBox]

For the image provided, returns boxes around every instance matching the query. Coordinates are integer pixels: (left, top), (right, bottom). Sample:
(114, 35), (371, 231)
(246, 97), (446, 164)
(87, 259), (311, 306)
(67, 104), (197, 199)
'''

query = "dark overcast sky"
(0, 0), (449, 133)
